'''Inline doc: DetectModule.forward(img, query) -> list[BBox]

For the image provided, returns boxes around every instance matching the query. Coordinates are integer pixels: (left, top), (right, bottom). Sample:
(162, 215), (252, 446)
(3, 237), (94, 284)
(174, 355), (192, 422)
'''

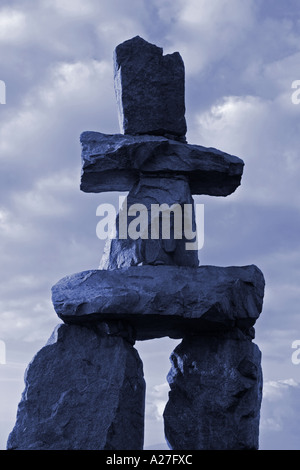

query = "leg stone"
(7, 323), (145, 450)
(163, 332), (263, 450)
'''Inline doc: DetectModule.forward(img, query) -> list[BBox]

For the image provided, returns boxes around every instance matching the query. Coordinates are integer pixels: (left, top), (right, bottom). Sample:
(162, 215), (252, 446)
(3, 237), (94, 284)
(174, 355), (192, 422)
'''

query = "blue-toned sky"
(1, 0), (300, 450)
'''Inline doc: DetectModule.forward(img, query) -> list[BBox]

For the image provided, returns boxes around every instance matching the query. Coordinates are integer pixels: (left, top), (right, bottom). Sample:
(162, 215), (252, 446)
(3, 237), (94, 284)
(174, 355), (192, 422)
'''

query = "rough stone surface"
(163, 333), (263, 450)
(80, 131), (244, 196)
(99, 174), (199, 270)
(51, 265), (265, 340)
(7, 323), (145, 450)
(7, 35), (265, 453)
(114, 36), (187, 139)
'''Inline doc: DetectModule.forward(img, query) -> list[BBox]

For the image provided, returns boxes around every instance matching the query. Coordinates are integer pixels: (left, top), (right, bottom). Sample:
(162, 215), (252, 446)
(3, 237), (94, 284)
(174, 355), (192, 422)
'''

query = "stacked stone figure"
(7, 36), (265, 450)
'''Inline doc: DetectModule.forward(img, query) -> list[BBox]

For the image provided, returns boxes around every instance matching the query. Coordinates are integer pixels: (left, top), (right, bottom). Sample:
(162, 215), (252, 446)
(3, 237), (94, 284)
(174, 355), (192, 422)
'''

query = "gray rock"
(163, 334), (263, 450)
(114, 36), (187, 139)
(7, 323), (145, 450)
(99, 174), (199, 270)
(80, 131), (244, 196)
(51, 265), (265, 340)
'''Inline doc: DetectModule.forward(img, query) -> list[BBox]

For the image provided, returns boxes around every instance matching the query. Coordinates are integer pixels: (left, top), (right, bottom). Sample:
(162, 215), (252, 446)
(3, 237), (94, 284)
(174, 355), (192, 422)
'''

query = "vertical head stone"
(114, 36), (187, 141)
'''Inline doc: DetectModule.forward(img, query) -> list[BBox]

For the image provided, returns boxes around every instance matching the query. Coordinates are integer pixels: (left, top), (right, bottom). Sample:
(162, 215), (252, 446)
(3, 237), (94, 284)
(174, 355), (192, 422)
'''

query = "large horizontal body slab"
(80, 131), (244, 196)
(52, 265), (264, 340)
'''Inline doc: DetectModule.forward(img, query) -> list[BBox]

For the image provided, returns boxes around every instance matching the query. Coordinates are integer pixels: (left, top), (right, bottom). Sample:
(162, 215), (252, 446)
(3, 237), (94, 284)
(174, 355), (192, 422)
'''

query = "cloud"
(0, 8), (26, 44)
(0, 0), (300, 451)
(193, 93), (300, 210)
(0, 57), (116, 176)
(160, 0), (257, 75)
(135, 338), (180, 449)
(43, 0), (95, 17)
(143, 382), (170, 450)
(260, 379), (300, 449)
(146, 383), (169, 422)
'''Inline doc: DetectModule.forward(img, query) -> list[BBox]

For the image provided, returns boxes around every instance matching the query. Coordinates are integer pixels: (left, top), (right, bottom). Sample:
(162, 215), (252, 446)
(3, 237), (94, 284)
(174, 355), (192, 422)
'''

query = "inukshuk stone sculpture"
(7, 36), (265, 451)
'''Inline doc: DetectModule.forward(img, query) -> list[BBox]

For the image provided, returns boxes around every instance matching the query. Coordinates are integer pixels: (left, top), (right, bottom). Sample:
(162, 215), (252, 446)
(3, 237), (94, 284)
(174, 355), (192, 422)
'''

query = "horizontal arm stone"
(52, 264), (265, 340)
(80, 131), (244, 196)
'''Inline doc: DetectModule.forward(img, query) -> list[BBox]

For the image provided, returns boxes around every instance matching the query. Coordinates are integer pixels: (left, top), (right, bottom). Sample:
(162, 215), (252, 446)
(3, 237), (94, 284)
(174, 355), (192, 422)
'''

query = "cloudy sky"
(0, 0), (300, 450)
